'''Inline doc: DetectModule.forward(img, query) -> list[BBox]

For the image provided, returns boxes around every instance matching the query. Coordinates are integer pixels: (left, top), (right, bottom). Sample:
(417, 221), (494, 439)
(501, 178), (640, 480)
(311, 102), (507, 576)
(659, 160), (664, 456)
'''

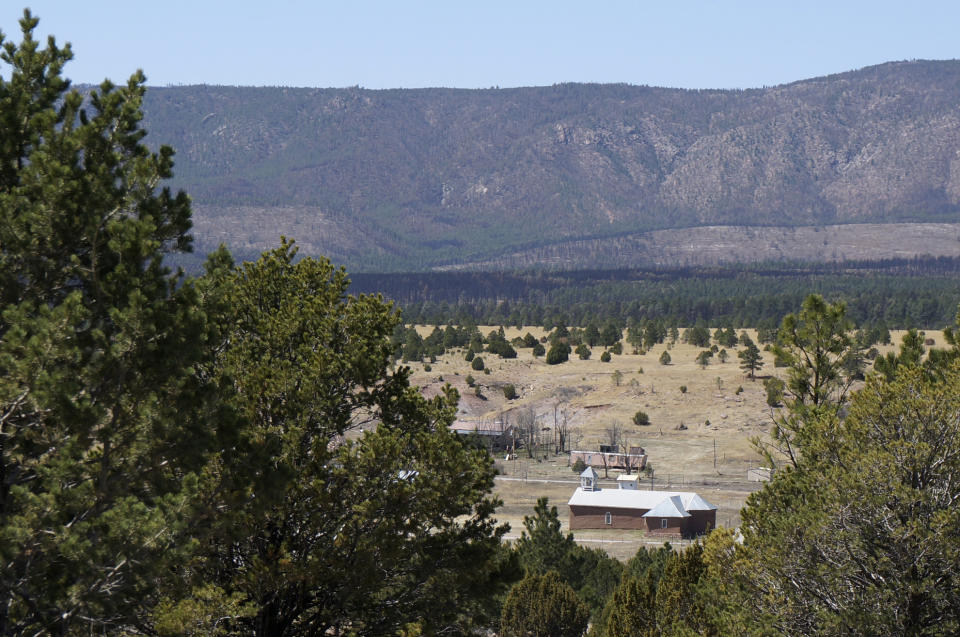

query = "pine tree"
(738, 340), (763, 379)
(515, 497), (579, 579)
(501, 572), (589, 637)
(600, 574), (657, 637)
(0, 12), (224, 632)
(191, 242), (513, 636)
(742, 361), (960, 635)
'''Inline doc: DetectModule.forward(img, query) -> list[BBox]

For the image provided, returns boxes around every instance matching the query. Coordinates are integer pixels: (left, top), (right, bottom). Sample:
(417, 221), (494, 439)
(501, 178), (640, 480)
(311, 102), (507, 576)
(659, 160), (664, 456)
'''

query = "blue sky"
(3, 1), (959, 89)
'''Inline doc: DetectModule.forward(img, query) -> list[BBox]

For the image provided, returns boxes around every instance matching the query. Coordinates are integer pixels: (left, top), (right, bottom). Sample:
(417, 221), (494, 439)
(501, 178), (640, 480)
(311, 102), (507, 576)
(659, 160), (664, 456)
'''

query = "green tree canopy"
(600, 322), (622, 347)
(771, 294), (857, 409)
(515, 497), (578, 580)
(873, 327), (926, 380)
(547, 341), (571, 365)
(0, 12), (225, 633)
(738, 340), (763, 379)
(742, 359), (960, 635)
(696, 349), (713, 368)
(761, 294), (860, 468)
(191, 242), (514, 635)
(501, 572), (589, 637)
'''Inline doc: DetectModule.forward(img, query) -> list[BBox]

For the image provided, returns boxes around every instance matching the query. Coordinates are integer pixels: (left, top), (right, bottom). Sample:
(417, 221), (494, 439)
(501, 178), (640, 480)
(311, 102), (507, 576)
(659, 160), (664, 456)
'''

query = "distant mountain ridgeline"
(143, 61), (960, 271)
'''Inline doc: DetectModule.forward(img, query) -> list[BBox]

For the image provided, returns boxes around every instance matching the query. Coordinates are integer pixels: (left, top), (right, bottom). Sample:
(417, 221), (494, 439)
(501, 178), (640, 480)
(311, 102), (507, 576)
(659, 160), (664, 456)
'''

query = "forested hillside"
(142, 61), (960, 270)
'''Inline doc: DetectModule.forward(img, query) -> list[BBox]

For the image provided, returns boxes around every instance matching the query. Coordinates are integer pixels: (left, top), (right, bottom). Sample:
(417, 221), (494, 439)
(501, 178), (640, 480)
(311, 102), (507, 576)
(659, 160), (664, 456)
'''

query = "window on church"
(604, 512), (612, 525)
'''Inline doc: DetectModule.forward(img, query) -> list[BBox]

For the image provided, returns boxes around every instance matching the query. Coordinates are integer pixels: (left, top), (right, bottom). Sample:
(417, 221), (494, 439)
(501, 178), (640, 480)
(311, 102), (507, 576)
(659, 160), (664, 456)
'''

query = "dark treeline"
(350, 256), (960, 329)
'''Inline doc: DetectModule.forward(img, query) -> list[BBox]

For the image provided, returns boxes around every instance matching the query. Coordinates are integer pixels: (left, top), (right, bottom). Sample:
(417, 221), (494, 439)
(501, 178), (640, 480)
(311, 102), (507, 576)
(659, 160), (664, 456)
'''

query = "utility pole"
(713, 438), (717, 469)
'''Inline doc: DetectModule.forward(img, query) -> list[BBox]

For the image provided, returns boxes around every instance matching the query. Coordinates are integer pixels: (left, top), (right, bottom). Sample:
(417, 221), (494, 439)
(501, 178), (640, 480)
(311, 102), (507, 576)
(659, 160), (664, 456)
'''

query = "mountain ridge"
(141, 60), (960, 270)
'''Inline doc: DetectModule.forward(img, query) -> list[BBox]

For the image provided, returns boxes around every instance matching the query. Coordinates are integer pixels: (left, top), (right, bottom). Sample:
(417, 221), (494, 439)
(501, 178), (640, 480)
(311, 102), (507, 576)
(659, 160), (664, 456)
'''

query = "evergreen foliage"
(354, 260), (960, 330)
(0, 13), (220, 632)
(514, 498), (623, 621)
(742, 359), (960, 635)
(0, 16), (515, 634)
(9, 15), (960, 635)
(186, 243), (514, 635)
(684, 325), (712, 348)
(486, 330), (518, 358)
(738, 337), (764, 379)
(696, 350), (713, 368)
(763, 376), (785, 407)
(501, 572), (589, 637)
(546, 342), (570, 365)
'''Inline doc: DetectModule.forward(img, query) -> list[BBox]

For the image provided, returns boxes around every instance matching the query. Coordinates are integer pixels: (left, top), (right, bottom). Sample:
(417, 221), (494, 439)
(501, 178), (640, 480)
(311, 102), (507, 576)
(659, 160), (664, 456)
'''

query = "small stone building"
(568, 473), (717, 537)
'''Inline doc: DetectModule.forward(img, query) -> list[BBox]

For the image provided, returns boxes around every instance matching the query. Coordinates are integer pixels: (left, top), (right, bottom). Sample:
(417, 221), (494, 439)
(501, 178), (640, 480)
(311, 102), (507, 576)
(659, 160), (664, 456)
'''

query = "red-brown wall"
(644, 516), (687, 536)
(569, 505), (647, 530)
(570, 506), (716, 538)
(687, 509), (716, 536)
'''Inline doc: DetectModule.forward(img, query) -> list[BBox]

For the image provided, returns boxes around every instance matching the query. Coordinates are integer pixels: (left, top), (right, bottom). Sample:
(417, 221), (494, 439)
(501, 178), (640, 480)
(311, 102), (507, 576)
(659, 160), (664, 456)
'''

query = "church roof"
(682, 493), (719, 511)
(567, 488), (717, 518)
(642, 495), (691, 518)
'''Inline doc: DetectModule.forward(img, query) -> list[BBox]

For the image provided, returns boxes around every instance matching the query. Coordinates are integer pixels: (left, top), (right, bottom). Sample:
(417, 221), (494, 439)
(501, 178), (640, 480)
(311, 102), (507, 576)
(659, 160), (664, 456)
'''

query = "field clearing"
(407, 328), (941, 558)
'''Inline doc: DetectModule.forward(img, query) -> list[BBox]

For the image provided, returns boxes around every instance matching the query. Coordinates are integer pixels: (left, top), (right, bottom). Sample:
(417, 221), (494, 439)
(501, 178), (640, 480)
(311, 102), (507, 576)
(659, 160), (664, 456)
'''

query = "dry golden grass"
(408, 327), (940, 558)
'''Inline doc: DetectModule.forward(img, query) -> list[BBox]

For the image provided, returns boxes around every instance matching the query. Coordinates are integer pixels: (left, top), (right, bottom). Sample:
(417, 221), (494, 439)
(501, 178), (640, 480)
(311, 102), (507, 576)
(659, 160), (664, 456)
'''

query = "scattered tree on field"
(684, 325), (711, 348)
(547, 342), (571, 365)
(738, 337), (763, 379)
(600, 322), (622, 347)
(696, 350), (713, 369)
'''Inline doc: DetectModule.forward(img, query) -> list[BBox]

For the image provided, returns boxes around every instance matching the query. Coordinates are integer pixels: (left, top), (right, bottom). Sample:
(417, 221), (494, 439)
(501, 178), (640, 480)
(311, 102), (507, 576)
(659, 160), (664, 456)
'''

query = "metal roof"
(682, 493), (719, 511)
(643, 495), (691, 518)
(567, 488), (717, 517)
